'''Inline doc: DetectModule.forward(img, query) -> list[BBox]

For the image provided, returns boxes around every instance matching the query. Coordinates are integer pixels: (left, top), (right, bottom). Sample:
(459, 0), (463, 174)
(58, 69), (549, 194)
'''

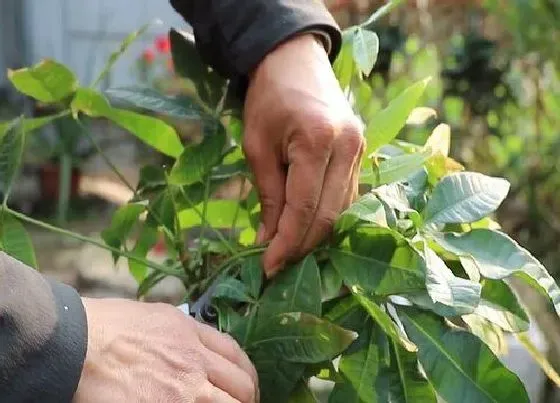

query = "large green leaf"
(0, 119), (26, 202)
(423, 246), (481, 315)
(330, 322), (381, 403)
(335, 193), (386, 233)
(354, 293), (416, 352)
(0, 213), (37, 269)
(365, 78), (430, 155)
(169, 124), (227, 185)
(249, 312), (357, 363)
(374, 150), (431, 186)
(374, 184), (422, 227)
(71, 88), (183, 157)
(399, 308), (529, 403)
(94, 23), (151, 87)
(258, 255), (321, 319)
(475, 279), (529, 332)
(330, 227), (425, 296)
(105, 87), (205, 120)
(321, 261), (343, 301)
(8, 59), (78, 103)
(437, 229), (560, 316)
(424, 172), (510, 225)
(178, 200), (250, 229)
(101, 203), (146, 261)
(352, 28), (380, 76)
(461, 314), (508, 357)
(379, 340), (437, 403)
(330, 248), (425, 296)
(240, 255), (263, 299)
(213, 277), (253, 303)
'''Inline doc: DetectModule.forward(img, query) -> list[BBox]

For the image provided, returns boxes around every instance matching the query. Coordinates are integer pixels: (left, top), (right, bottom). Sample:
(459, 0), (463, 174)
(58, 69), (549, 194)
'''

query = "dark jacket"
(0, 1), (341, 402)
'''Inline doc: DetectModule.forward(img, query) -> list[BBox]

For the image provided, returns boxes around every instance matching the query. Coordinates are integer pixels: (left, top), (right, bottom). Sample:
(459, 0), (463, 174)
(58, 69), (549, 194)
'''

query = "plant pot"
(39, 163), (81, 200)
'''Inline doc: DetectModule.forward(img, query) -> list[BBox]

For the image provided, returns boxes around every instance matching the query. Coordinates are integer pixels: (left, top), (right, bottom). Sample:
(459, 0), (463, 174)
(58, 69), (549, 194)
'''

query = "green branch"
(7, 208), (185, 279)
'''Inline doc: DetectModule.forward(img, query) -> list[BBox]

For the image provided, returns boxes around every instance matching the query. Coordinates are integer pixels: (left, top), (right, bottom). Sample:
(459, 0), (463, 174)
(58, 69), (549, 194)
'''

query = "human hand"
(74, 298), (258, 403)
(244, 34), (364, 277)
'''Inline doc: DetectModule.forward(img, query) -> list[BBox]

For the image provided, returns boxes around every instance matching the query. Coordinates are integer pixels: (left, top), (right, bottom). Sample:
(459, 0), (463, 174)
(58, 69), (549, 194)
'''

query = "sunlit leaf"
(424, 173), (510, 225)
(8, 59), (78, 103)
(101, 202), (146, 262)
(336, 193), (386, 232)
(462, 314), (508, 356)
(352, 28), (379, 76)
(178, 200), (250, 229)
(374, 149), (431, 186)
(399, 308), (529, 403)
(128, 222), (158, 284)
(406, 107), (437, 125)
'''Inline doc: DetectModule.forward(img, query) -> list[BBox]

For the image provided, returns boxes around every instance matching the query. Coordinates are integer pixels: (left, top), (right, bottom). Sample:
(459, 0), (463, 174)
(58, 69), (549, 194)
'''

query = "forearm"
(169, 0), (342, 79)
(0, 252), (87, 403)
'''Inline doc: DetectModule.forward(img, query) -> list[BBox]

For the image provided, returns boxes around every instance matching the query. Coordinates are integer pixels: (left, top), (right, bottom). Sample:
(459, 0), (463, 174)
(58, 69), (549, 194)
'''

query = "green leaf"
(169, 124), (227, 185)
(128, 223), (158, 284)
(331, 322), (381, 403)
(475, 279), (529, 333)
(0, 213), (37, 269)
(259, 255), (321, 319)
(365, 78), (430, 155)
(178, 200), (250, 229)
(106, 87), (205, 120)
(424, 173), (510, 225)
(336, 193), (386, 233)
(0, 113), (66, 141)
(213, 277), (253, 303)
(423, 246), (481, 315)
(330, 227), (426, 296)
(379, 340), (437, 403)
(352, 28), (380, 76)
(353, 293), (417, 352)
(240, 255), (263, 299)
(325, 296), (368, 333)
(0, 119), (26, 203)
(334, 40), (355, 89)
(250, 349), (305, 403)
(288, 381), (318, 403)
(71, 88), (183, 157)
(249, 312), (357, 363)
(437, 229), (560, 316)
(399, 308), (529, 403)
(375, 149), (431, 186)
(8, 59), (78, 103)
(94, 23), (151, 87)
(101, 203), (146, 261)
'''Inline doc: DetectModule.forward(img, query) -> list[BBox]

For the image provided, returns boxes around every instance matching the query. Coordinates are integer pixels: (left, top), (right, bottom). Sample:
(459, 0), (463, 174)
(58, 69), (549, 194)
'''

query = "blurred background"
(1, 0), (560, 400)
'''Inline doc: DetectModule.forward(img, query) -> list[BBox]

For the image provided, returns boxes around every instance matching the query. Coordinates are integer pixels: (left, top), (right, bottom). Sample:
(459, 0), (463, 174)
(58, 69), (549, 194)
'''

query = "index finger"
(262, 141), (330, 276)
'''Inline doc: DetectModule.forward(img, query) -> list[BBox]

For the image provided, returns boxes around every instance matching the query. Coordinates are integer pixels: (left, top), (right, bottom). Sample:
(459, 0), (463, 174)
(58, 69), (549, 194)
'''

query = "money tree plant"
(1, 3), (559, 403)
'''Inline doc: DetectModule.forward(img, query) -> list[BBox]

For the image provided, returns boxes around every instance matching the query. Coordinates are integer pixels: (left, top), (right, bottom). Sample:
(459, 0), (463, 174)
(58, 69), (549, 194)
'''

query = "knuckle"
(289, 197), (317, 220)
(300, 114), (337, 152)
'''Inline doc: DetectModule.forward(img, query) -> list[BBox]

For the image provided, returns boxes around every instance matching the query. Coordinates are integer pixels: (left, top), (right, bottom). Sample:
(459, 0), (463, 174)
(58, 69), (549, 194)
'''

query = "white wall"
(22, 0), (188, 87)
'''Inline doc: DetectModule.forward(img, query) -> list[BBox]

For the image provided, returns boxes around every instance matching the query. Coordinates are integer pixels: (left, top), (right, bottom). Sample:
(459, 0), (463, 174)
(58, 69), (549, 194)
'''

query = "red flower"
(142, 48), (155, 63)
(155, 35), (171, 53)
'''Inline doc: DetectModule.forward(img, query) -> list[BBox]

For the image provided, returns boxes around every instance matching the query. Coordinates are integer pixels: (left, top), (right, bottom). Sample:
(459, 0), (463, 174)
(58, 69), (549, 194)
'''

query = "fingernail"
(256, 223), (266, 244)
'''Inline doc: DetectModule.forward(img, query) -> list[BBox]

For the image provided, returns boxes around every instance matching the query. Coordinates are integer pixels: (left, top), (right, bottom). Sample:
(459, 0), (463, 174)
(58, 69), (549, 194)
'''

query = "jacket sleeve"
(169, 0), (342, 79)
(0, 252), (87, 403)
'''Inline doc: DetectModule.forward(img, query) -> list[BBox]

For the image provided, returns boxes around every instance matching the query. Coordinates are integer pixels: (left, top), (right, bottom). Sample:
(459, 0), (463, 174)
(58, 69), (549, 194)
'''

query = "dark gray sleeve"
(0, 252), (87, 403)
(169, 0), (342, 79)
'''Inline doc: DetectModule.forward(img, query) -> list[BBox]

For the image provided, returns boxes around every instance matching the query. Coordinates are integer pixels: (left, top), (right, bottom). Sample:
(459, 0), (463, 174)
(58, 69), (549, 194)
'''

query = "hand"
(74, 298), (258, 403)
(244, 34), (364, 277)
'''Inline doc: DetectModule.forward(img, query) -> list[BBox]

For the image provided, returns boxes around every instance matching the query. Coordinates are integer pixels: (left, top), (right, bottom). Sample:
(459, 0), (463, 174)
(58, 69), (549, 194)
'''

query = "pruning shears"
(177, 281), (220, 328)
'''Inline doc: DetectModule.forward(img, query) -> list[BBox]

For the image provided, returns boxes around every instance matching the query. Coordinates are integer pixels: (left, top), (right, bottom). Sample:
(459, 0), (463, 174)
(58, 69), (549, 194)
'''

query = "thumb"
(243, 139), (286, 245)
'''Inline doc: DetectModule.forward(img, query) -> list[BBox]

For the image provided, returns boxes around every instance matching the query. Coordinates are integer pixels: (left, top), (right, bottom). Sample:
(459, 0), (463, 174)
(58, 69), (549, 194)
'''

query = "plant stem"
(7, 208), (185, 279)
(57, 152), (72, 225)
(205, 245), (268, 286)
(230, 178), (246, 242)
